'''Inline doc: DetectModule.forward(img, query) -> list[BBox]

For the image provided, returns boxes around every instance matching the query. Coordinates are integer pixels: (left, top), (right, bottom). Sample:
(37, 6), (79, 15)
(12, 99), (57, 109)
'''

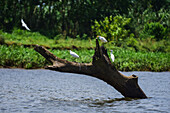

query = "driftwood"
(34, 39), (147, 98)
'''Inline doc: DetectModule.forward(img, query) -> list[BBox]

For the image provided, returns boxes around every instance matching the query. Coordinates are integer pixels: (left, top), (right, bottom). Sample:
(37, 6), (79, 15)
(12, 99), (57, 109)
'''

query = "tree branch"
(34, 39), (147, 98)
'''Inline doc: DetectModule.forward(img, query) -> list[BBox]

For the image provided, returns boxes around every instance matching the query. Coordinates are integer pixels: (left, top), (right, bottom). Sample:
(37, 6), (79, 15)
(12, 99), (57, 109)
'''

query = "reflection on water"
(0, 69), (169, 113)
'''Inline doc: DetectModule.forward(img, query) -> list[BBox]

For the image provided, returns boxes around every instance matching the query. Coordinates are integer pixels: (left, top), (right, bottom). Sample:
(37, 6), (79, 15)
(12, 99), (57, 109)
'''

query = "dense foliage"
(0, 0), (169, 71)
(0, 44), (169, 71)
(92, 15), (134, 43)
(0, 0), (169, 38)
(0, 45), (48, 68)
(142, 22), (168, 40)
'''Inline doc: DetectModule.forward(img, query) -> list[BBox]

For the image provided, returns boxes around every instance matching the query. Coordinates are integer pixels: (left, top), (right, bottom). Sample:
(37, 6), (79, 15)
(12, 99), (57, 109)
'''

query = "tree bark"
(34, 39), (147, 98)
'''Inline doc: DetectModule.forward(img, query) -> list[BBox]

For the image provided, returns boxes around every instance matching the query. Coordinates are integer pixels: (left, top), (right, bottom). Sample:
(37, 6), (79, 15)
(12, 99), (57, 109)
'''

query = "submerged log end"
(124, 75), (147, 98)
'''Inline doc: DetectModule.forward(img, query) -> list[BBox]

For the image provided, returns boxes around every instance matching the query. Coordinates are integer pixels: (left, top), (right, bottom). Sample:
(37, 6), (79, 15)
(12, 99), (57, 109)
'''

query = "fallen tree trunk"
(34, 39), (147, 98)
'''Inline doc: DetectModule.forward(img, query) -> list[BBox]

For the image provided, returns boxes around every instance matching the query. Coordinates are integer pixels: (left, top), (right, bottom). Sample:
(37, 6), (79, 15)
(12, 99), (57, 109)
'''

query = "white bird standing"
(70, 50), (81, 70)
(21, 19), (30, 31)
(110, 50), (115, 62)
(97, 36), (107, 43)
(70, 50), (79, 58)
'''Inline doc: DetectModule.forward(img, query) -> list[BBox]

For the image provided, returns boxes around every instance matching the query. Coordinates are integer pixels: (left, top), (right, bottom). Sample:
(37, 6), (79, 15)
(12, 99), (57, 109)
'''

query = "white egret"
(21, 19), (30, 31)
(70, 50), (79, 58)
(97, 36), (107, 43)
(70, 50), (81, 70)
(110, 50), (115, 62)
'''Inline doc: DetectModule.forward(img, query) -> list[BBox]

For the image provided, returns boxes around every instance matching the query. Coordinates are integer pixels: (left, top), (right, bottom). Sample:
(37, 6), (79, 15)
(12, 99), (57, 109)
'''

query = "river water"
(0, 69), (169, 113)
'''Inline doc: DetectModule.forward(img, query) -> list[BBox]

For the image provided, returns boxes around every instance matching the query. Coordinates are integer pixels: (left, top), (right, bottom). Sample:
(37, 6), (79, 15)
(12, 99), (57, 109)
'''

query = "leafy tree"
(0, 0), (169, 39)
(91, 15), (134, 42)
(142, 22), (168, 40)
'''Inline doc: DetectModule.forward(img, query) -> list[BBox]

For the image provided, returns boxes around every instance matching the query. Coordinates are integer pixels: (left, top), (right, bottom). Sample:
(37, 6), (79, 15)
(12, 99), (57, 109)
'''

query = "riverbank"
(0, 44), (169, 71)
(0, 30), (169, 71)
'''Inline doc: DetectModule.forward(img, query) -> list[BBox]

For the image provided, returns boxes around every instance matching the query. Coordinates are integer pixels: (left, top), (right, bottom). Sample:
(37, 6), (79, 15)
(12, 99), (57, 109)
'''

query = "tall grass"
(0, 29), (96, 49)
(51, 49), (94, 63)
(0, 45), (49, 68)
(0, 30), (169, 71)
(1, 29), (169, 52)
(1, 44), (169, 71)
(1, 29), (55, 47)
(112, 49), (170, 71)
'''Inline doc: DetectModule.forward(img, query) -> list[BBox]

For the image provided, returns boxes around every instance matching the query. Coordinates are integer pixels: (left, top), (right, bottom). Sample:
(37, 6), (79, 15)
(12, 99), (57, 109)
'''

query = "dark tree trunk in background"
(34, 39), (147, 98)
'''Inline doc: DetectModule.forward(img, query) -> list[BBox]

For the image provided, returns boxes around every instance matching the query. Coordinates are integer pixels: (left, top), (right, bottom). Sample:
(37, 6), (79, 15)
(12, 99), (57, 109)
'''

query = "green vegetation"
(0, 43), (169, 71)
(0, 0), (169, 38)
(1, 29), (169, 53)
(0, 29), (96, 49)
(0, 0), (169, 71)
(0, 29), (170, 71)
(0, 45), (48, 69)
(113, 49), (170, 71)
(142, 22), (168, 40)
(0, 29), (54, 47)
(92, 15), (134, 42)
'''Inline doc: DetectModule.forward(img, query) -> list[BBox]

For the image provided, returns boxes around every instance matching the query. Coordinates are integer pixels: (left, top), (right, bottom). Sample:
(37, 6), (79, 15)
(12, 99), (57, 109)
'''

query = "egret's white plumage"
(97, 36), (107, 43)
(110, 50), (115, 62)
(21, 19), (30, 31)
(70, 50), (79, 58)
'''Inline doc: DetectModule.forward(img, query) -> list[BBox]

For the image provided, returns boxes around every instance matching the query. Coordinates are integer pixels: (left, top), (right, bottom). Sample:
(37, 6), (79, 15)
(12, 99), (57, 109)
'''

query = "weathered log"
(34, 39), (147, 98)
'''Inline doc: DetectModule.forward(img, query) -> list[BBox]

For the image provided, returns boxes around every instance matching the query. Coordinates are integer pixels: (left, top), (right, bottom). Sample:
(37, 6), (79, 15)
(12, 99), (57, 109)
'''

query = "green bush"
(91, 15), (134, 44)
(122, 35), (139, 50)
(142, 22), (168, 40)
(0, 45), (49, 68)
(0, 35), (5, 45)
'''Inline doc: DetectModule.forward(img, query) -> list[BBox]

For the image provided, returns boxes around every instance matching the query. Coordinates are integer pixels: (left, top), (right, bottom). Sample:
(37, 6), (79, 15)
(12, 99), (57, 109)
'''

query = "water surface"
(0, 69), (169, 113)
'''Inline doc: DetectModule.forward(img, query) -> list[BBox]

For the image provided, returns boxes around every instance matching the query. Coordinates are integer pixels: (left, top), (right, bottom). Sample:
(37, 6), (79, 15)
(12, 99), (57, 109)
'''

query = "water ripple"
(0, 69), (170, 113)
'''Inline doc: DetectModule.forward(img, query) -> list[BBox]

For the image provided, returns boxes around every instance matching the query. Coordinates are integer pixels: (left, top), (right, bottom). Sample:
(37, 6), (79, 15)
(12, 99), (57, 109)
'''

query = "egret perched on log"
(110, 50), (115, 62)
(70, 50), (79, 58)
(70, 50), (81, 70)
(21, 19), (30, 31)
(97, 36), (107, 43)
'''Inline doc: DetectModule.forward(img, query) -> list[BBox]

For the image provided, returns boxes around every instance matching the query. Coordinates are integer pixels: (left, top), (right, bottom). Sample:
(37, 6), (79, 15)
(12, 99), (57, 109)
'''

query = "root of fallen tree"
(34, 38), (147, 98)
